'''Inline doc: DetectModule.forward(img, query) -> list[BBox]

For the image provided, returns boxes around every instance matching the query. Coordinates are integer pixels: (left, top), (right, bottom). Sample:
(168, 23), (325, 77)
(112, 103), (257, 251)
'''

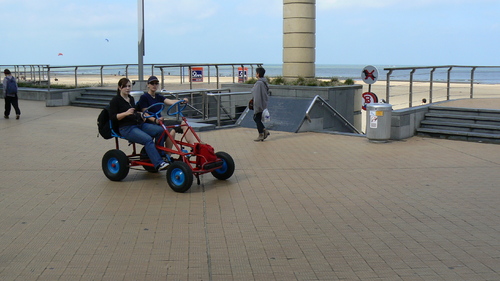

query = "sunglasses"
(149, 82), (159, 85)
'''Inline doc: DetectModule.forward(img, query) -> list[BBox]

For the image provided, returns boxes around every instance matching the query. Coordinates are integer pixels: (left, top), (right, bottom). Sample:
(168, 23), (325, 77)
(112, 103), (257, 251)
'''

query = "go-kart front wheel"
(102, 149), (130, 181)
(166, 161), (193, 193)
(211, 151), (235, 180)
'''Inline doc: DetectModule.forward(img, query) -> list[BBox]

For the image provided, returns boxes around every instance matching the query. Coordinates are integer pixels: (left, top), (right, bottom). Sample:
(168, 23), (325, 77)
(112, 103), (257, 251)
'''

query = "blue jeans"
(119, 123), (165, 168)
(253, 112), (265, 134)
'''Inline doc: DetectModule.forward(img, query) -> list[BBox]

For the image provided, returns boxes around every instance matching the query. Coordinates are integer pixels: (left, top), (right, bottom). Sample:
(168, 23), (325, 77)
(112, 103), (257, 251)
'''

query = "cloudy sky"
(1, 0), (498, 66)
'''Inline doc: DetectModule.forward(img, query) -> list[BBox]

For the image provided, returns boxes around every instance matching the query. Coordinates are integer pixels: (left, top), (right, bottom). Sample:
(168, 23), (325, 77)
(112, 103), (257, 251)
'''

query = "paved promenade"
(1, 100), (499, 280)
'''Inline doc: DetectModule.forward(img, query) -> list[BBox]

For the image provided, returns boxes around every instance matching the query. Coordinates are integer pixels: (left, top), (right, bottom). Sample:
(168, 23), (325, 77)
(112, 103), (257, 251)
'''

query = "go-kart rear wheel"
(211, 151), (235, 180)
(140, 147), (158, 173)
(102, 149), (130, 181)
(166, 161), (193, 193)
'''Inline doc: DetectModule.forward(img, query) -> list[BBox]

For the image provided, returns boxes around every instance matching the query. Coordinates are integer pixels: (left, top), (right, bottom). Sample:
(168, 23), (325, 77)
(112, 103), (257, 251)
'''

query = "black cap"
(147, 76), (159, 84)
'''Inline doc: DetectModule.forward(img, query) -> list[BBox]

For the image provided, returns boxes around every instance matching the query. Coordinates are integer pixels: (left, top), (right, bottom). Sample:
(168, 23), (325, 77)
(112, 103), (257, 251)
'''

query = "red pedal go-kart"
(101, 101), (235, 193)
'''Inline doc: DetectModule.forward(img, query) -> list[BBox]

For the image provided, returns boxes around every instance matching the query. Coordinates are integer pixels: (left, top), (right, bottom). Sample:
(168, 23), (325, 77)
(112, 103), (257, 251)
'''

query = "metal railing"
(155, 63), (262, 89)
(160, 89), (207, 118)
(384, 65), (500, 108)
(47, 64), (155, 88)
(159, 89), (252, 128)
(206, 91), (252, 127)
(0, 65), (49, 84)
(1, 63), (262, 89)
(303, 95), (362, 134)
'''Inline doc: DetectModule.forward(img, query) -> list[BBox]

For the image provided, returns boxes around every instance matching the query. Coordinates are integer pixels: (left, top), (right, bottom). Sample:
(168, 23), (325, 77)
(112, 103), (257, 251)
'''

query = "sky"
(1, 0), (499, 67)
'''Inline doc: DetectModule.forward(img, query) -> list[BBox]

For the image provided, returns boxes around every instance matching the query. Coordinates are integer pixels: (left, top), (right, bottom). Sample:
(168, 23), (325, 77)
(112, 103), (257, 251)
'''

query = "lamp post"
(138, 0), (145, 82)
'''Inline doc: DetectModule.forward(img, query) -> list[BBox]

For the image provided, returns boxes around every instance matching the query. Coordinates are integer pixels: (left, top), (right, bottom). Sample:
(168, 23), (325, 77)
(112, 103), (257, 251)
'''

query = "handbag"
(248, 98), (254, 110)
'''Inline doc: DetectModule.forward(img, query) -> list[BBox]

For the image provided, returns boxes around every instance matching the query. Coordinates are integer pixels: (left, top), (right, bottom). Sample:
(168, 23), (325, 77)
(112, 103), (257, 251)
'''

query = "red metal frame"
(113, 116), (222, 177)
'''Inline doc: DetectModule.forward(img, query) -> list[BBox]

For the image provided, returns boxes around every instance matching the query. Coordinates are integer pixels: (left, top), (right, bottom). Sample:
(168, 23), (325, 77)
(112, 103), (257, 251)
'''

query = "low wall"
(3, 84), (431, 140)
(1, 88), (47, 101)
(223, 83), (363, 132)
(1, 87), (83, 107)
(225, 83), (440, 140)
(45, 89), (84, 107)
(391, 105), (430, 140)
(390, 100), (459, 140)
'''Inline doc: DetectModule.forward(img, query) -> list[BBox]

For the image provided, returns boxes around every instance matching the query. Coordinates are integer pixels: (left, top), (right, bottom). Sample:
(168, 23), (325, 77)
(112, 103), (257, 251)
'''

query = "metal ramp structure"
(237, 96), (362, 135)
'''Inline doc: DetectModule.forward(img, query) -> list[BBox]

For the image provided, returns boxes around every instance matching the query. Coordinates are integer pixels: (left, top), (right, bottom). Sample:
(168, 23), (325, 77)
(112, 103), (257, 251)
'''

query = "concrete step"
(429, 105), (500, 116)
(185, 119), (217, 131)
(417, 127), (500, 143)
(76, 96), (113, 102)
(425, 112), (500, 123)
(418, 106), (500, 144)
(71, 89), (116, 108)
(72, 100), (109, 109)
(420, 120), (500, 133)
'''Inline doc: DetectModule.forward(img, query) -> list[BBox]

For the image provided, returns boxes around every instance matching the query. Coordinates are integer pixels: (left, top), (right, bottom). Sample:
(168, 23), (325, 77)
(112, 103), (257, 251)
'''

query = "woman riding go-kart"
(102, 100), (235, 193)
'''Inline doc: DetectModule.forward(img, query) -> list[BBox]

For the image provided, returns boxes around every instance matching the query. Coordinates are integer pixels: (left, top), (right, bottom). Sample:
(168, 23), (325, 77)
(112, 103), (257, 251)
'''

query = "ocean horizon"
(48, 64), (500, 84)
(264, 64), (500, 84)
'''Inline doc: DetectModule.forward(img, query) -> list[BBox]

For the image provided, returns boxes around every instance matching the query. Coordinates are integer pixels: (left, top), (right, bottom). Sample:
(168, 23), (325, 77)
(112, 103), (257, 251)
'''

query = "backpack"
(4, 77), (18, 97)
(97, 105), (116, 139)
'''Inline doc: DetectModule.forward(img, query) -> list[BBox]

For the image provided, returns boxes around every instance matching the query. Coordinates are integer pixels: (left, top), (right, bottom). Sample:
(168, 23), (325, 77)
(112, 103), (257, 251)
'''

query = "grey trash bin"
(366, 103), (392, 142)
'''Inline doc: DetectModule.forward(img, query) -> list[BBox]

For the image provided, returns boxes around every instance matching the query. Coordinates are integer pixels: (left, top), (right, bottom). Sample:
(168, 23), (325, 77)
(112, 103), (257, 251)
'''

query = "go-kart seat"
(109, 120), (125, 139)
(109, 121), (141, 147)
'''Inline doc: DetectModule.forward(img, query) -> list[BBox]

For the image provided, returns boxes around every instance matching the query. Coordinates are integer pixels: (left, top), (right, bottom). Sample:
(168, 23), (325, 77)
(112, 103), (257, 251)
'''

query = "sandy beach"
(48, 74), (238, 91)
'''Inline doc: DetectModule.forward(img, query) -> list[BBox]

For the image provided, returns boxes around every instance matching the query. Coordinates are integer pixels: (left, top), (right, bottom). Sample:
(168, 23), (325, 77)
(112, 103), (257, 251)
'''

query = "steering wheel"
(167, 100), (188, 117)
(142, 102), (165, 119)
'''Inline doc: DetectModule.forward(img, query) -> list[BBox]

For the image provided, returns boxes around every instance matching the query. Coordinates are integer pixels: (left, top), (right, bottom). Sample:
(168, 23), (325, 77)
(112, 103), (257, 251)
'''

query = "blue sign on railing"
(191, 67), (203, 82)
(238, 67), (247, 83)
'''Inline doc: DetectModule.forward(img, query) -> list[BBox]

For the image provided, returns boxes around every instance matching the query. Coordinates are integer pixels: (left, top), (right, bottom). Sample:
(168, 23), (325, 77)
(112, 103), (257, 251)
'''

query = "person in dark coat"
(3, 69), (21, 119)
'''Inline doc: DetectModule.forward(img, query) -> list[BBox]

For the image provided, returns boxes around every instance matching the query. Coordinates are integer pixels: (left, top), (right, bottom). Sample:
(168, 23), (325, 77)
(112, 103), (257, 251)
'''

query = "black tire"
(140, 147), (158, 173)
(166, 161), (193, 193)
(211, 151), (235, 180)
(102, 149), (130, 181)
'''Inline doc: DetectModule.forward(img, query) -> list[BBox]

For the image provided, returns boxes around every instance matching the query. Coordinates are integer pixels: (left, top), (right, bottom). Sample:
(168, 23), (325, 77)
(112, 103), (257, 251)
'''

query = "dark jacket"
(3, 76), (17, 97)
(109, 94), (143, 128)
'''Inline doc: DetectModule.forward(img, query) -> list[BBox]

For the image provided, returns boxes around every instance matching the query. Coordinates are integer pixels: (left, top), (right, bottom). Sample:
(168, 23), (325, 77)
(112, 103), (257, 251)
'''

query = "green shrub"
(319, 80), (330, 87)
(343, 78), (355, 85)
(292, 77), (306, 86)
(270, 76), (285, 85)
(305, 79), (319, 86)
(232, 76), (356, 87)
(245, 78), (257, 84)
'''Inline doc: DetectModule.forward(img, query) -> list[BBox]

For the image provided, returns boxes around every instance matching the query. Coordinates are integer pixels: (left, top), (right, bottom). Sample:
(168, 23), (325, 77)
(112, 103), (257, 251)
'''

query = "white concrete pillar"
(283, 0), (316, 79)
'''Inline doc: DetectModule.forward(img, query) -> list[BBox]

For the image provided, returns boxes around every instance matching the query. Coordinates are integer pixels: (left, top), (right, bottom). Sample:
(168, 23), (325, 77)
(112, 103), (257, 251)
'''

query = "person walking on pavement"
(251, 67), (270, 141)
(3, 69), (21, 119)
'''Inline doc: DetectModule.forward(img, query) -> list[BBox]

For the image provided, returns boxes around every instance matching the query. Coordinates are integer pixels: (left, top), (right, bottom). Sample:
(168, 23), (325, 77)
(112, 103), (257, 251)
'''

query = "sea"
(264, 64), (500, 84)
(51, 64), (500, 84)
